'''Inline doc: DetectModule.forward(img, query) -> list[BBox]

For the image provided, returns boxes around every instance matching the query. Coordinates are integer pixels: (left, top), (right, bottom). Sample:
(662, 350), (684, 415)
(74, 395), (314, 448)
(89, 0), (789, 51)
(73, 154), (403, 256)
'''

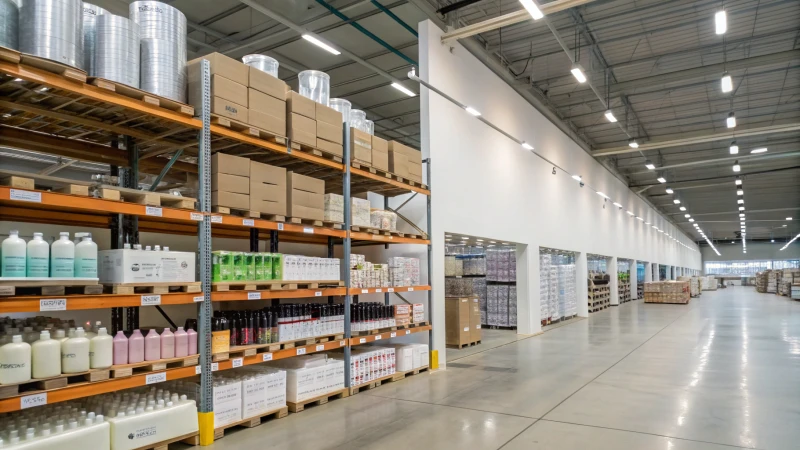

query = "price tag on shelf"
(296, 348), (306, 356)
(277, 223), (284, 231)
(190, 212), (204, 221)
(21, 393), (47, 409)
(303, 227), (314, 234)
(405, 330), (411, 335)
(339, 340), (346, 347)
(247, 292), (261, 300)
(314, 291), (322, 297)
(387, 288), (394, 293)
(359, 338), (366, 344)
(141, 295), (161, 306)
(316, 344), (324, 351)
(195, 366), (202, 374)
(476, 325), (481, 329)
(390, 332), (396, 338)
(232, 358), (243, 368)
(145, 206), (162, 217)
(375, 335), (382, 340)
(40, 298), (67, 311)
(145, 372), (167, 385)
(193, 296), (204, 303)
(243, 219), (255, 227)
(211, 216), (223, 223)
(262, 353), (273, 362)
(361, 289), (368, 294)
(211, 363), (219, 372)
(376, 289), (382, 293)
(408, 287), (414, 292)
(10, 189), (41, 203)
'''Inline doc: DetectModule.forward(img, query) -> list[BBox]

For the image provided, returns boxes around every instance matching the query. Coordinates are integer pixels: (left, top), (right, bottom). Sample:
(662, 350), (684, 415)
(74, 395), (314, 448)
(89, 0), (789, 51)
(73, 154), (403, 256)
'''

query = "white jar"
(32, 330), (61, 378)
(61, 327), (90, 373)
(26, 232), (50, 277)
(0, 335), (31, 384)
(51, 232), (75, 278)
(90, 327), (113, 369)
(1, 230), (26, 277)
(75, 235), (98, 278)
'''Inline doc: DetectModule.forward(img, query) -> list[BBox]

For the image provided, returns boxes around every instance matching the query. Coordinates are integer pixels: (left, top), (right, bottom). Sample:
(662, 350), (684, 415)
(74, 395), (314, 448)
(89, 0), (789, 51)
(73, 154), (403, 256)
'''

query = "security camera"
(579, 181), (584, 188)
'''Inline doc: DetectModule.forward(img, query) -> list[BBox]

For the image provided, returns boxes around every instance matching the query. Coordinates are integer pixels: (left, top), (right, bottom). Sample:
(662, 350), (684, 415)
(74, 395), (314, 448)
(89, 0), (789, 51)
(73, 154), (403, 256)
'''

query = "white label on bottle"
(277, 223), (284, 231)
(40, 298), (67, 311)
(243, 219), (255, 227)
(262, 353), (273, 362)
(296, 348), (306, 355)
(315, 344), (324, 351)
(211, 363), (219, 372)
(359, 338), (366, 344)
(211, 216), (223, 223)
(390, 332), (396, 338)
(10, 189), (41, 203)
(408, 287), (414, 291)
(247, 292), (261, 300)
(375, 335), (382, 340)
(303, 227), (314, 234)
(141, 295), (161, 306)
(195, 366), (202, 374)
(387, 288), (394, 292)
(193, 296), (204, 303)
(314, 291), (322, 297)
(21, 393), (47, 409)
(232, 358), (243, 368)
(339, 340), (346, 347)
(145, 372), (167, 385)
(361, 289), (368, 294)
(405, 330), (411, 335)
(145, 206), (162, 217)
(190, 212), (204, 221)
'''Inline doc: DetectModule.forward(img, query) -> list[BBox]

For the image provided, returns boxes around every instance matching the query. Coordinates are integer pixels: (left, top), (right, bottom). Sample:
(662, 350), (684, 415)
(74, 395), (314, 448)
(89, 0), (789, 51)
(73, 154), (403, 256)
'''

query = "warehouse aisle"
(200, 288), (800, 450)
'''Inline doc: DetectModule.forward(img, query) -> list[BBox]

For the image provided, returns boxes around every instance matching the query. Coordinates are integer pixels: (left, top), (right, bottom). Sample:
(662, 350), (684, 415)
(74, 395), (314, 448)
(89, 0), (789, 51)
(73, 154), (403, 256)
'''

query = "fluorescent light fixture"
(689, 218), (695, 222)
(737, 189), (743, 195)
(730, 141), (739, 154)
(646, 222), (651, 225)
(771, 239), (775, 243)
(743, 250), (747, 254)
(465, 106), (481, 116)
(571, 174), (582, 181)
(596, 191), (609, 199)
(476, 239), (483, 242)
(38, 87), (48, 92)
(637, 217), (644, 221)
(721, 73), (733, 93)
(780, 233), (800, 250)
(604, 110), (617, 122)
(732, 240), (736, 244)
(391, 83), (416, 97)
(522, 142), (534, 150)
(13, 78), (23, 82)
(490, 241), (496, 243)
(750, 147), (768, 154)
(735, 178), (742, 185)
(783, 224), (788, 227)
(502, 242), (510, 245)
(645, 160), (656, 170)
(739, 213), (745, 217)
(302, 34), (341, 55)
(680, 206), (687, 211)
(570, 64), (587, 83)
(626, 211), (635, 216)
(652, 225), (658, 229)
(733, 160), (741, 172)
(613, 202), (623, 208)
(788, 217), (794, 221)
(445, 235), (452, 238)
(665, 187), (674, 194)
(727, 112), (736, 128)
(519, 0), (544, 19)
(739, 206), (745, 211)
(715, 10), (727, 34)
(657, 177), (667, 183)
(628, 139), (639, 149)
(737, 199), (744, 204)
(673, 199), (681, 204)
(684, 214), (691, 218)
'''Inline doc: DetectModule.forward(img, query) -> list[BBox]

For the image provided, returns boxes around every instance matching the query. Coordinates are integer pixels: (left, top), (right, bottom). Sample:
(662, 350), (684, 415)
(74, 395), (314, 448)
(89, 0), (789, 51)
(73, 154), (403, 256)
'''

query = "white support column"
(645, 262), (652, 283)
(630, 259), (638, 299)
(516, 244), (541, 335)
(609, 256), (619, 306)
(576, 252), (588, 317)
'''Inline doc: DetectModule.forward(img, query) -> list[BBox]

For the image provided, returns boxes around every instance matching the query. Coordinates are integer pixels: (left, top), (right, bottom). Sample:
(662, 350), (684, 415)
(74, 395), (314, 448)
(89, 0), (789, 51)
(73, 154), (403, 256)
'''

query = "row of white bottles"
(0, 401), (109, 449)
(0, 231), (97, 278)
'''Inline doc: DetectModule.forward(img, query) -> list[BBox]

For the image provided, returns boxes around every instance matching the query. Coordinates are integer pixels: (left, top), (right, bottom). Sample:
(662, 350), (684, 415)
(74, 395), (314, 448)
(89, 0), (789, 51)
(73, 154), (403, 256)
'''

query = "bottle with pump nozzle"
(26, 232), (49, 277)
(75, 234), (98, 278)
(0, 335), (31, 383)
(1, 230), (26, 277)
(32, 330), (61, 378)
(50, 232), (75, 278)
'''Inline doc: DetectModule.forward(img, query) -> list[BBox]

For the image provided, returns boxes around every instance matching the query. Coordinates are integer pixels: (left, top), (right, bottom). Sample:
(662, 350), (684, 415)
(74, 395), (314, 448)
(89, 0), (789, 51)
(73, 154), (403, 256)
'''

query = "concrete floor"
(197, 288), (800, 450)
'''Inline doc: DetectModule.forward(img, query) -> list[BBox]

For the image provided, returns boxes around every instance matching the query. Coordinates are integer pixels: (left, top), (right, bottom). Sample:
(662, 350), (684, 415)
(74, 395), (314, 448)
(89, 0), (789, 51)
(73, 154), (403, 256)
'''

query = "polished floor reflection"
(197, 288), (800, 450)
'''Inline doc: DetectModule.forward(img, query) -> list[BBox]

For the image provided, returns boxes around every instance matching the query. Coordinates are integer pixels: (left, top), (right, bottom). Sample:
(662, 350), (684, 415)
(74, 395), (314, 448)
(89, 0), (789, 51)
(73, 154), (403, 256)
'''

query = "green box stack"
(272, 253), (283, 281)
(232, 252), (246, 281)
(212, 251), (233, 282)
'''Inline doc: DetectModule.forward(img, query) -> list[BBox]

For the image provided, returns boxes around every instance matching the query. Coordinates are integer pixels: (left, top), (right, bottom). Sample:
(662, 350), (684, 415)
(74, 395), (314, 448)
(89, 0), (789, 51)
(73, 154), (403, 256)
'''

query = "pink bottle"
(174, 327), (188, 358)
(128, 329), (145, 363)
(187, 328), (198, 355)
(113, 331), (129, 365)
(144, 329), (161, 361)
(160, 328), (175, 359)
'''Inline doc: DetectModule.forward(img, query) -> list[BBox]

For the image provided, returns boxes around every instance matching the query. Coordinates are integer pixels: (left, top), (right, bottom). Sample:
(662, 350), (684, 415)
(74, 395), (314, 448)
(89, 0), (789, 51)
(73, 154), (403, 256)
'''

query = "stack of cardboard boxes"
(393, 304), (410, 327)
(445, 296), (480, 347)
(287, 171), (324, 221)
(389, 141), (423, 183)
(316, 103), (343, 157)
(247, 63), (287, 136)
(349, 127), (372, 167)
(287, 93), (344, 157)
(211, 153), (287, 216)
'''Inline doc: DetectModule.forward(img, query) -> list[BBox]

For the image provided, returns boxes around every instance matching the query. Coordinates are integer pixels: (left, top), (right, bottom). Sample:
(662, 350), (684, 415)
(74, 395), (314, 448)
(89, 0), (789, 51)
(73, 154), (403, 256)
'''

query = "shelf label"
(232, 358), (243, 368)
(361, 289), (368, 294)
(211, 363), (219, 372)
(339, 340), (346, 347)
(303, 227), (314, 234)
(405, 330), (411, 335)
(455, 276), (462, 279)
(387, 288), (394, 292)
(243, 219), (255, 227)
(376, 289), (382, 293)
(190, 212), (204, 221)
(316, 344), (324, 351)
(145, 372), (167, 385)
(40, 298), (67, 311)
(296, 348), (306, 355)
(375, 335), (382, 340)
(476, 325), (481, 329)
(247, 292), (261, 300)
(359, 338), (366, 344)
(408, 287), (414, 292)
(10, 189), (41, 203)
(390, 332), (396, 338)
(145, 206), (162, 217)
(141, 295), (161, 306)
(21, 393), (47, 409)
(193, 296), (204, 303)
(262, 353), (273, 362)
(314, 291), (322, 297)
(195, 366), (202, 374)
(277, 223), (284, 231)
(211, 216), (223, 223)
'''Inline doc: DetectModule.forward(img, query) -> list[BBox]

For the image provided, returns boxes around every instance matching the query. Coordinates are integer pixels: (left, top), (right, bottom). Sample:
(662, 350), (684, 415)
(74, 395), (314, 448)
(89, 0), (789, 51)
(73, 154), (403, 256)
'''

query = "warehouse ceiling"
(92, 0), (799, 247)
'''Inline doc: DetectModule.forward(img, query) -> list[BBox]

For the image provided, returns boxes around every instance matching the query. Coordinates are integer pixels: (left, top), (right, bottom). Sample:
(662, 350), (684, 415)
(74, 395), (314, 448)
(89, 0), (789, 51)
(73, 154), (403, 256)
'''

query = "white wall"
(420, 20), (701, 368)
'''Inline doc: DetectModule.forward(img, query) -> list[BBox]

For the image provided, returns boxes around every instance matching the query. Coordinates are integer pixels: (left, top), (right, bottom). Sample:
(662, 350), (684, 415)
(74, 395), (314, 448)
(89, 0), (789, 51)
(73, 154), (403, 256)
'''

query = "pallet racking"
(0, 56), (433, 440)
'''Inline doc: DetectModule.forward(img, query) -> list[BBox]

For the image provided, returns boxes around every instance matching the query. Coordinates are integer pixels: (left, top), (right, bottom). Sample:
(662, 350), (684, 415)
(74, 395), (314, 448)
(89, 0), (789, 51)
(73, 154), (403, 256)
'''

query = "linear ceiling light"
(684, 214), (691, 218)
(721, 73), (733, 93)
(522, 142), (534, 150)
(571, 174), (582, 181)
(657, 177), (667, 183)
(465, 106), (481, 116)
(628, 139), (639, 149)
(737, 199), (744, 204)
(689, 218), (695, 222)
(727, 112), (736, 128)
(302, 35), (341, 55)
(673, 199), (681, 204)
(739, 206), (745, 211)
(750, 147), (768, 154)
(613, 202), (623, 208)
(391, 83), (416, 97)
(737, 189), (743, 195)
(781, 233), (800, 251)
(788, 217), (794, 221)
(680, 206), (686, 211)
(730, 141), (739, 154)
(733, 160), (741, 172)
(735, 178), (742, 185)
(596, 191), (609, 199)
(626, 211), (635, 216)
(570, 64), (587, 83)
(715, 10), (727, 35)
(519, 0), (544, 20)
(645, 160), (656, 170)
(665, 187), (674, 194)
(604, 110), (617, 123)
(637, 217), (644, 221)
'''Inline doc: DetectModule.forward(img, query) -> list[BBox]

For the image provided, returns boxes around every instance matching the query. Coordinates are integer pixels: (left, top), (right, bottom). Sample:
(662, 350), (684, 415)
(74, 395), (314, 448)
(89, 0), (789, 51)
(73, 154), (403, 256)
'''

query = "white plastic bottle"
(0, 335), (31, 383)
(75, 234), (98, 278)
(51, 232), (75, 278)
(22, 326), (38, 343)
(61, 327), (90, 373)
(90, 327), (113, 369)
(26, 232), (50, 278)
(1, 230), (27, 277)
(54, 328), (68, 343)
(32, 330), (61, 378)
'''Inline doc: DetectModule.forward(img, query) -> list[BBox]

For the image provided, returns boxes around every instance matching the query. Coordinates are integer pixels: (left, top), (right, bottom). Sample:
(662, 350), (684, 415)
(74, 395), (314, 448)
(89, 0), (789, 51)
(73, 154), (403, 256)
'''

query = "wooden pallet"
(390, 366), (430, 382)
(322, 220), (344, 230)
(89, 78), (194, 116)
(0, 369), (110, 400)
(16, 52), (87, 83)
(211, 206), (286, 222)
(211, 280), (342, 292)
(351, 161), (392, 179)
(133, 431), (200, 450)
(0, 169), (92, 196)
(97, 185), (197, 209)
(291, 141), (343, 163)
(111, 355), (199, 378)
(350, 225), (392, 236)
(104, 282), (202, 295)
(212, 334), (344, 362)
(349, 373), (396, 395)
(286, 216), (324, 227)
(0, 278), (101, 297)
(212, 115), (287, 145)
(447, 340), (481, 350)
(213, 406), (288, 441)
(287, 388), (349, 413)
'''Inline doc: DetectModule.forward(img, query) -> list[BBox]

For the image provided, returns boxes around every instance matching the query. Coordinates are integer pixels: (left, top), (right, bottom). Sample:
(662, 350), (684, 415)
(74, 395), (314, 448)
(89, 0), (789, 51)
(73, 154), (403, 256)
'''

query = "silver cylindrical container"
(242, 54), (279, 78)
(0, 0), (19, 50)
(298, 70), (330, 106)
(95, 15), (140, 88)
(19, 0), (84, 69)
(365, 119), (374, 135)
(82, 2), (106, 75)
(349, 109), (367, 133)
(130, 1), (187, 101)
(329, 98), (351, 125)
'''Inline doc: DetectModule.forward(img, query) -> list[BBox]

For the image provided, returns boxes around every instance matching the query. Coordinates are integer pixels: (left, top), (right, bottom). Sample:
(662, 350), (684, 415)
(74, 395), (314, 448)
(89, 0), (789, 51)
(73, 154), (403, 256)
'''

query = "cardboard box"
(287, 91), (316, 119)
(388, 140), (422, 182)
(212, 190), (250, 210)
(248, 66), (287, 100)
(99, 249), (196, 283)
(188, 74), (247, 107)
(389, 152), (409, 178)
(188, 52), (249, 86)
(350, 127), (372, 164)
(212, 153), (250, 177)
(316, 138), (343, 158)
(407, 162), (422, 183)
(316, 102), (342, 126)
(317, 120), (342, 144)
(209, 96), (248, 122)
(371, 136), (389, 171)
(249, 109), (286, 136)
(212, 173), (249, 195)
(1, 176), (34, 190)
(250, 161), (287, 216)
(249, 88), (285, 116)
(445, 297), (472, 347)
(469, 296), (482, 342)
(287, 171), (324, 220)
(288, 112), (316, 146)
(287, 171), (324, 194)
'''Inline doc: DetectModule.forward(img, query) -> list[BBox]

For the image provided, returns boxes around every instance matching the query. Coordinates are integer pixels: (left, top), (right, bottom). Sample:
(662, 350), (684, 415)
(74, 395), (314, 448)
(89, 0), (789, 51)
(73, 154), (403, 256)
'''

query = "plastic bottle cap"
(9, 230), (18, 235)
(97, 328), (108, 336)
(33, 232), (42, 237)
(60, 232), (69, 237)
(11, 335), (21, 343)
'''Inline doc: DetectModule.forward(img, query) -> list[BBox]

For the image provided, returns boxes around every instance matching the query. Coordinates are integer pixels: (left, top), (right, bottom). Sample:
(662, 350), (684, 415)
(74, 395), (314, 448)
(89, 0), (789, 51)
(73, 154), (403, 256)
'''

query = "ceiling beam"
(626, 152), (800, 175)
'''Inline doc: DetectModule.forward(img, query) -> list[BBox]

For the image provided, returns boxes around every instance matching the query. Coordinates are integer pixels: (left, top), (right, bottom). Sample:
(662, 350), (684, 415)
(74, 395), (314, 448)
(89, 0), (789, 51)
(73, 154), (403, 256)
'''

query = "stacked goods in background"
(486, 247), (516, 327)
(539, 253), (551, 324)
(212, 252), (339, 282)
(287, 90), (317, 147)
(767, 270), (779, 293)
(210, 153), (288, 216)
(388, 141), (423, 183)
(387, 343), (429, 372)
(690, 276), (701, 297)
(243, 54), (286, 136)
(701, 276), (718, 291)
(314, 100), (344, 157)
(287, 171), (324, 221)
(348, 346), (395, 385)
(557, 264), (577, 318)
(444, 296), (481, 347)
(323, 194), (375, 226)
(755, 271), (768, 293)
(445, 247), (488, 323)
(349, 254), (420, 288)
(132, 1), (187, 101)
(266, 355), (344, 404)
(644, 281), (691, 304)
